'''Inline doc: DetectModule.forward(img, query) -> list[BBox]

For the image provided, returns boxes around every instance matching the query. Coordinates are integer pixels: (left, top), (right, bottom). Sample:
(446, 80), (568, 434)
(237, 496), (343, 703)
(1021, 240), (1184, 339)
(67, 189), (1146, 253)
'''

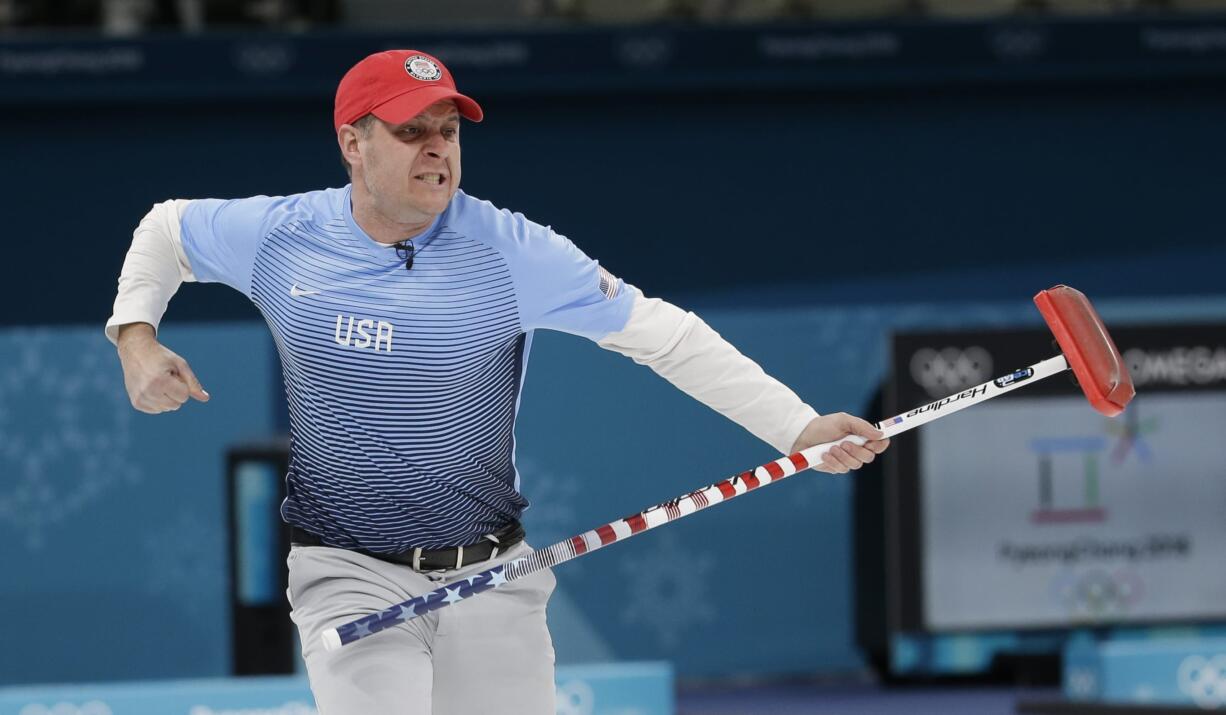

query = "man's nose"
(423, 132), (449, 159)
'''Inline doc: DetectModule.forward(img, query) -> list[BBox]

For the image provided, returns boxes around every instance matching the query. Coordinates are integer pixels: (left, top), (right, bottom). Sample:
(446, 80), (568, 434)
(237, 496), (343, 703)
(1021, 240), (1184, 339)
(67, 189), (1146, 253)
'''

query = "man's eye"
(443, 128), (457, 137)
(401, 127), (421, 136)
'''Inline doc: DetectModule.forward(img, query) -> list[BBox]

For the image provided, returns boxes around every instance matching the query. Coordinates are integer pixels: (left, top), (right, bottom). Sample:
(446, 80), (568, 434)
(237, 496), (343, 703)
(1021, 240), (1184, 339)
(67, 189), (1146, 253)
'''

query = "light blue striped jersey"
(180, 185), (634, 551)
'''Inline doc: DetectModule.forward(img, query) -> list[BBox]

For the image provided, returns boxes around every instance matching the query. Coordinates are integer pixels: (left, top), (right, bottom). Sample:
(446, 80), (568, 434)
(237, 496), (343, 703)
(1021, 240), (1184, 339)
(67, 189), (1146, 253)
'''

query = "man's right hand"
(116, 323), (210, 414)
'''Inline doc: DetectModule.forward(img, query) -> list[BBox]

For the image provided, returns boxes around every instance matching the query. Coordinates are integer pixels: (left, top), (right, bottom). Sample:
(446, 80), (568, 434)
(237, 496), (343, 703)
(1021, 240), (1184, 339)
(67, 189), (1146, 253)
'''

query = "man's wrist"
(787, 407), (822, 454)
(116, 322), (156, 351)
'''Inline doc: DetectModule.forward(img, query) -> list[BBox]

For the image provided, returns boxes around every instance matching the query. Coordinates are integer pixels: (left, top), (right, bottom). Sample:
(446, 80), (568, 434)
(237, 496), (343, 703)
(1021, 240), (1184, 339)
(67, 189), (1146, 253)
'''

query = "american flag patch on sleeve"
(597, 266), (620, 300)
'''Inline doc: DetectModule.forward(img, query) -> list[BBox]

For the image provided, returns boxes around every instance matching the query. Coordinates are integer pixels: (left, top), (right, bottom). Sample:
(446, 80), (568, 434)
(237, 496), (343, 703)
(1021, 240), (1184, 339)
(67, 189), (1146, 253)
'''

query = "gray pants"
(287, 541), (557, 715)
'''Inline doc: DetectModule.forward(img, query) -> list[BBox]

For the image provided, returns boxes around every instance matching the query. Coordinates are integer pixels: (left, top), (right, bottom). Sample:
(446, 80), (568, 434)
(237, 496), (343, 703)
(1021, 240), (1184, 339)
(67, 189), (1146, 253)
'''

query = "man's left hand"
(790, 413), (890, 474)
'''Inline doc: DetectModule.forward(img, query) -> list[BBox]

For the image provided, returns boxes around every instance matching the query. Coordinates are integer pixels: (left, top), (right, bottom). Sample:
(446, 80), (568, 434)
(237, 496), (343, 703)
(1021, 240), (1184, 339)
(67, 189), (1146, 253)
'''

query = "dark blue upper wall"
(10, 22), (1226, 328)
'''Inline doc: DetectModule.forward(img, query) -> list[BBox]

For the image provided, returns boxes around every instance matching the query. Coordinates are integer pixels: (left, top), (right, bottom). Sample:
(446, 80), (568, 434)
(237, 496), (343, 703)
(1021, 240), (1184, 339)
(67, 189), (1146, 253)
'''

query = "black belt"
(290, 521), (524, 572)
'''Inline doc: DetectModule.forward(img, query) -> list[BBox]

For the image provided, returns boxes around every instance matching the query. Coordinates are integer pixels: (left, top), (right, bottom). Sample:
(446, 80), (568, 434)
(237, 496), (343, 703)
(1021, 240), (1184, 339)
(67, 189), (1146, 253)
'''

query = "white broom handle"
(799, 353), (1070, 464)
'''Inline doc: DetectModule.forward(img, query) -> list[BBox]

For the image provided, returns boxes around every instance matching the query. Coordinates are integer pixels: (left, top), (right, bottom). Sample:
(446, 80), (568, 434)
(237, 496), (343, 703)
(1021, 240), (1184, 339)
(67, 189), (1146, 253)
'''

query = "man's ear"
(338, 124), (363, 169)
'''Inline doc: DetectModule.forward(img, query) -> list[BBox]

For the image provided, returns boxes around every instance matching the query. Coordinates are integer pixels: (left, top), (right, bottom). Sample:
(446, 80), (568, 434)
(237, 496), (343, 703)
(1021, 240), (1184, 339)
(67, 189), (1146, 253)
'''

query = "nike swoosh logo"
(290, 284), (321, 298)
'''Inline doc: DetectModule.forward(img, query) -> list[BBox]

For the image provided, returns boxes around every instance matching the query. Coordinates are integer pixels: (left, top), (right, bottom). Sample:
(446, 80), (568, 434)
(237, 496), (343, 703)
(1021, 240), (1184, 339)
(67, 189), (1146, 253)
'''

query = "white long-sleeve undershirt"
(597, 288), (817, 454)
(105, 199), (195, 345)
(106, 199), (818, 454)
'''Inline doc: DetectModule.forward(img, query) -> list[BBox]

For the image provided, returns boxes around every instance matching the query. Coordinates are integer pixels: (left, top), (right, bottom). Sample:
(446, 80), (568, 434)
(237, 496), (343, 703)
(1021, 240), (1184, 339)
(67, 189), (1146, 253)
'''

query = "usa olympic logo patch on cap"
(405, 55), (442, 81)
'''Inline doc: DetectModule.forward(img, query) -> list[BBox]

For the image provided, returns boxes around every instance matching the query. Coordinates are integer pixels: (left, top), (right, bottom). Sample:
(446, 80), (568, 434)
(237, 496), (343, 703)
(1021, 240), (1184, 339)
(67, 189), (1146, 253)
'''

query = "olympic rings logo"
(1050, 569), (1143, 617)
(1065, 667), (1098, 698)
(1178, 654), (1226, 709)
(909, 347), (993, 398)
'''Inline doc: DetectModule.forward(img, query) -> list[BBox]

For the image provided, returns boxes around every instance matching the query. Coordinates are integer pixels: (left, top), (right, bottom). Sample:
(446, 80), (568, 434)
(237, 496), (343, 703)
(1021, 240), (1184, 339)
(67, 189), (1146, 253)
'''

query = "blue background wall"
(0, 323), (277, 682)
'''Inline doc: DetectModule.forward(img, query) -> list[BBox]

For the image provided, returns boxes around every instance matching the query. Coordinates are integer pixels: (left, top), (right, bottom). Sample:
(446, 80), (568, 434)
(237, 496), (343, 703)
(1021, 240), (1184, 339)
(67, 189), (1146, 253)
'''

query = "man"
(107, 50), (889, 715)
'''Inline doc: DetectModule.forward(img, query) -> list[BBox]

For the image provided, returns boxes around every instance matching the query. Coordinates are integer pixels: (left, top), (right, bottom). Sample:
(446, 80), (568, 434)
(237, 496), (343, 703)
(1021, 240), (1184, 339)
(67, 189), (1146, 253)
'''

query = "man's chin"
(408, 190), (454, 217)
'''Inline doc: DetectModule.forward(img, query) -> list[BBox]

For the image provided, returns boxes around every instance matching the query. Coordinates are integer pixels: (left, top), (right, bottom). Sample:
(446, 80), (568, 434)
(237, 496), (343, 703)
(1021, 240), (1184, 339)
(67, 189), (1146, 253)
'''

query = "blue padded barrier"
(0, 662), (673, 715)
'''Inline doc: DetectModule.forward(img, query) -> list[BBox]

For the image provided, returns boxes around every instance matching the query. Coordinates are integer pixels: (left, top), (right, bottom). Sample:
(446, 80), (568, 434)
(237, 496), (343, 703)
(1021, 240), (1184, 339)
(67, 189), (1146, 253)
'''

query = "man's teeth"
(418, 174), (444, 185)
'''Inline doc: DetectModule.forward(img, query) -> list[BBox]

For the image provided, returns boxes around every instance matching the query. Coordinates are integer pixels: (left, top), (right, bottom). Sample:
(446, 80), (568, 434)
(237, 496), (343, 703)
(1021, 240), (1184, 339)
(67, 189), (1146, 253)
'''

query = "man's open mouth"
(415, 173), (446, 186)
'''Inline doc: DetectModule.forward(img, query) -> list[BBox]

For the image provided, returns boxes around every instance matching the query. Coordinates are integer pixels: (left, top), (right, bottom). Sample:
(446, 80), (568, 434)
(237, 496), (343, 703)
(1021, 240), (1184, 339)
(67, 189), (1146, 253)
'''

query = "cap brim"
(370, 86), (484, 125)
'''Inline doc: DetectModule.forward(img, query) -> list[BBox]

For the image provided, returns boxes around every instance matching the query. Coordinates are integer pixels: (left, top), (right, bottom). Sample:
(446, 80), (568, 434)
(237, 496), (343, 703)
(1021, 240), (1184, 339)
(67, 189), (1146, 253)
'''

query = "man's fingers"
(823, 445), (858, 473)
(153, 391), (184, 412)
(140, 371), (189, 411)
(837, 414), (892, 459)
(173, 360), (210, 402)
(135, 394), (176, 414)
(820, 451), (849, 474)
(841, 441), (877, 465)
(133, 398), (159, 415)
(866, 438), (891, 454)
(832, 443), (866, 470)
(843, 414), (885, 441)
(814, 441), (885, 473)
(161, 374), (190, 404)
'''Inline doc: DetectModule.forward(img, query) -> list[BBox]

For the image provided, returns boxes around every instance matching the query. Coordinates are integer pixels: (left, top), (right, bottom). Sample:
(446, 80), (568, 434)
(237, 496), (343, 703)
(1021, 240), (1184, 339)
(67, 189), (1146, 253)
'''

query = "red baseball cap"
(333, 50), (483, 132)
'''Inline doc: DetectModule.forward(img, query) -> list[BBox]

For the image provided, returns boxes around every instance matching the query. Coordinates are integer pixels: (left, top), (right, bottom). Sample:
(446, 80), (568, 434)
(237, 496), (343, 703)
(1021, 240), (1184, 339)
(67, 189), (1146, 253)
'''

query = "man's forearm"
(105, 199), (197, 345)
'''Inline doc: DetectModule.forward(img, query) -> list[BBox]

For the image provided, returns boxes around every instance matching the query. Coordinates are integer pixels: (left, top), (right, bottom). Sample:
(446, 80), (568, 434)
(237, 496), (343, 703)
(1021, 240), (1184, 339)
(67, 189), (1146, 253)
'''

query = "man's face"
(356, 100), (462, 223)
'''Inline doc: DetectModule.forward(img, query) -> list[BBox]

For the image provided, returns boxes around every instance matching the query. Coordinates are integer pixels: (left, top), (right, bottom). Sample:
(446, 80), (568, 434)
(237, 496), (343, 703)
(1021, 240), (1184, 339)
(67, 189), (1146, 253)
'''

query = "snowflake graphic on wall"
(0, 329), (140, 549)
(554, 679), (594, 715)
(619, 531), (716, 650)
(143, 509), (226, 617)
(518, 456), (586, 574)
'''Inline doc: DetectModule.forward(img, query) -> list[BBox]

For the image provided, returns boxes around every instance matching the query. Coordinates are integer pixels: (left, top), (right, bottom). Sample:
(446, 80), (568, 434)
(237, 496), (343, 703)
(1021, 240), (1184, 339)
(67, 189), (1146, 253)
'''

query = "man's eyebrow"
(394, 114), (461, 130)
